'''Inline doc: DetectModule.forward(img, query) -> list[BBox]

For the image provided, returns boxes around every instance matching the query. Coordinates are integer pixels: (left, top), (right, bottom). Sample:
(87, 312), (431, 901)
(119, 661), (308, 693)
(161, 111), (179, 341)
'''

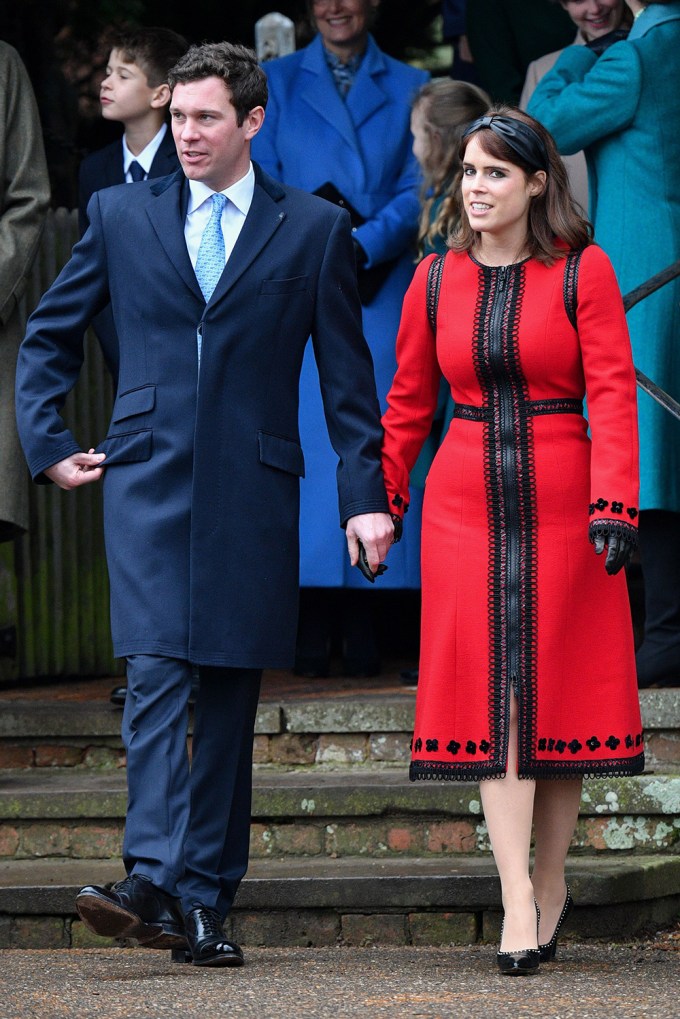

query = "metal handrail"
(622, 259), (680, 420)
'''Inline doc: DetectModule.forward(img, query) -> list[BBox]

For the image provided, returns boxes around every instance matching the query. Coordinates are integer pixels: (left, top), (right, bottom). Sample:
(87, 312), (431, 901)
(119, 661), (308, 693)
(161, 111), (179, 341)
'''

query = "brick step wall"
(1, 690), (678, 771)
(1, 854), (678, 950)
(1, 769), (678, 862)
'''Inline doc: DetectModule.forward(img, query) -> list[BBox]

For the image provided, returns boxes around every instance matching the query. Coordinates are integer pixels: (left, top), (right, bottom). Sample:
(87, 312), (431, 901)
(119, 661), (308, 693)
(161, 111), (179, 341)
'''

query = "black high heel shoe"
(539, 885), (573, 962)
(496, 900), (541, 976)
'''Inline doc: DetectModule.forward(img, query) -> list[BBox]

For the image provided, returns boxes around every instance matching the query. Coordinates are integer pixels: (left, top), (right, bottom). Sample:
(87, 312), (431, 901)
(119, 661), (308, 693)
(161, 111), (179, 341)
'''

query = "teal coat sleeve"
(527, 43), (641, 155)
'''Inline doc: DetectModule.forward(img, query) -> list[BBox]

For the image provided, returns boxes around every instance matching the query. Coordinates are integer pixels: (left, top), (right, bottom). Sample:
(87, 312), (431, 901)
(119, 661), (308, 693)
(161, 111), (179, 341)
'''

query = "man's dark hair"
(106, 27), (189, 89)
(168, 42), (268, 125)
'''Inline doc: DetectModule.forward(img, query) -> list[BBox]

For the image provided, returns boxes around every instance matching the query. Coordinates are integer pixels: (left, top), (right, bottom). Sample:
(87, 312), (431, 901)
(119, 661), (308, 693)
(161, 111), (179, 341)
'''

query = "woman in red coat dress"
(381, 108), (643, 975)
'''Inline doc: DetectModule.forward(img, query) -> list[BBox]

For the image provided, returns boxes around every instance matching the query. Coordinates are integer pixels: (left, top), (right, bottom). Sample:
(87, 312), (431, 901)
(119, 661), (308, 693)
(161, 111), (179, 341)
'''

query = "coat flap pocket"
(112, 385), (156, 423)
(258, 430), (305, 477)
(260, 275), (308, 295)
(96, 429), (152, 465)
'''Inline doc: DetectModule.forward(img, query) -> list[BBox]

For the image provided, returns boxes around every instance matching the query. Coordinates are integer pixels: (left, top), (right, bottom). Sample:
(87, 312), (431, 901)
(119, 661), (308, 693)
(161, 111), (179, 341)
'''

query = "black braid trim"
(588, 518), (639, 548)
(518, 750), (645, 780)
(410, 750), (644, 782)
(562, 250), (582, 330)
(426, 254), (446, 334)
(410, 759), (506, 782)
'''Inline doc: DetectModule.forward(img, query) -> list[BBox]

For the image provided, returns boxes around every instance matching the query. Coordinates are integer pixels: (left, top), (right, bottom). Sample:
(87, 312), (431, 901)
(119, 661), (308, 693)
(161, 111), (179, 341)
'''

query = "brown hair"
(168, 42), (268, 126)
(106, 27), (188, 89)
(412, 79), (490, 257)
(449, 105), (593, 264)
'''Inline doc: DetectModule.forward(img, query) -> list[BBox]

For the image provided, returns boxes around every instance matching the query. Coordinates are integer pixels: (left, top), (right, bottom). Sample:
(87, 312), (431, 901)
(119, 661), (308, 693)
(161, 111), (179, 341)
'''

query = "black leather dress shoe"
(110, 678), (200, 707)
(185, 906), (244, 967)
(76, 874), (187, 949)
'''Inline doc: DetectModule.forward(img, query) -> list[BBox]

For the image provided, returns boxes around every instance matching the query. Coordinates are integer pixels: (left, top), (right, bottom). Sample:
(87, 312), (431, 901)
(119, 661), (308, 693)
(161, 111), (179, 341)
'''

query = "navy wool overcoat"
(16, 165), (388, 668)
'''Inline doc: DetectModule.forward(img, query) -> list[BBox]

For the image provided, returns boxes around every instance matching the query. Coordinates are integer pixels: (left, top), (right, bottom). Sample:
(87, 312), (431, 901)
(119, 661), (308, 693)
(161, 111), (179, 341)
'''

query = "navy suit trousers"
(122, 655), (262, 917)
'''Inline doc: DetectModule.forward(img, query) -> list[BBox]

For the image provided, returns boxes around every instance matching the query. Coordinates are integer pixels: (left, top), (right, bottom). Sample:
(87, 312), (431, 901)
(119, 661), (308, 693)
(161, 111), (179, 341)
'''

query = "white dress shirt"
(122, 123), (168, 182)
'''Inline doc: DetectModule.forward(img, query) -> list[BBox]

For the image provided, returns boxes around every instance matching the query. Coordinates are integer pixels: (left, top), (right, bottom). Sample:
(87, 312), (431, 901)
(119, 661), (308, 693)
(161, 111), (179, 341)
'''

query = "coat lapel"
(299, 36), (359, 153)
(103, 141), (125, 188)
(145, 167), (286, 308)
(149, 127), (180, 177)
(145, 171), (204, 302)
(208, 166), (286, 307)
(345, 36), (389, 129)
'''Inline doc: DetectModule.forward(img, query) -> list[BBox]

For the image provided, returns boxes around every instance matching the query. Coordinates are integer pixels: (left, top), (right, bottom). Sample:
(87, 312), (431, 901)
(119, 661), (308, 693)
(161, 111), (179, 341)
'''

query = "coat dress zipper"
(488, 265), (521, 764)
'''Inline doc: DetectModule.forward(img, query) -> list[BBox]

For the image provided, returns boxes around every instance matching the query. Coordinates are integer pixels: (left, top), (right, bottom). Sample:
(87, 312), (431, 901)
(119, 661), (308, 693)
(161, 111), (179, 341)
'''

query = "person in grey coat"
(0, 41), (49, 542)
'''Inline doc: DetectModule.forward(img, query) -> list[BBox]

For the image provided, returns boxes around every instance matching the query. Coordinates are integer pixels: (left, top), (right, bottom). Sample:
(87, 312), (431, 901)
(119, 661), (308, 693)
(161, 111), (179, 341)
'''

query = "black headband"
(462, 115), (550, 173)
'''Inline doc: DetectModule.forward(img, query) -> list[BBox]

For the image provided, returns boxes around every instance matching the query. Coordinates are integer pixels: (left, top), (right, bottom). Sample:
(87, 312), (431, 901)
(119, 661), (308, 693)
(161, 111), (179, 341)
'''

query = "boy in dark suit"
(78, 26), (188, 235)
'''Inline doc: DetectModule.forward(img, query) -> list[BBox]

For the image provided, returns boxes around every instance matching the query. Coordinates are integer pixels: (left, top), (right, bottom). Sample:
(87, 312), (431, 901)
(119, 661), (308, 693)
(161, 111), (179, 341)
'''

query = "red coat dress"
(382, 245), (644, 781)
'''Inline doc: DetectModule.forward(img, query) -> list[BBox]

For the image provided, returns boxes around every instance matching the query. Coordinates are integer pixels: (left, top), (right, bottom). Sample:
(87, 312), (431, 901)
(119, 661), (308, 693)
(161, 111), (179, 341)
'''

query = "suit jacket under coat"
(77, 126), (180, 234)
(528, 3), (680, 512)
(16, 165), (388, 667)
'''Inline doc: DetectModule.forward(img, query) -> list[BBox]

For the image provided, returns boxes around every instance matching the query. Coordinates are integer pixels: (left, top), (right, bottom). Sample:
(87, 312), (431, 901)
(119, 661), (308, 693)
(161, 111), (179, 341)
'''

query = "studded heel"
(539, 885), (574, 962)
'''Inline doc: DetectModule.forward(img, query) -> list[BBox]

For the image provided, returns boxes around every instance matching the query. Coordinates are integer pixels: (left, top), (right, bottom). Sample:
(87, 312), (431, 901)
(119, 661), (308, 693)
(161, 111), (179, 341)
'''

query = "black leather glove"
(593, 528), (636, 575)
(586, 28), (629, 57)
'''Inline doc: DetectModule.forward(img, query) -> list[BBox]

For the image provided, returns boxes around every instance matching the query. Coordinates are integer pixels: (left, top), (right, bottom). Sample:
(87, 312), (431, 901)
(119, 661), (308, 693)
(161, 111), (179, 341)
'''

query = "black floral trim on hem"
(588, 518), (639, 548)
(410, 750), (645, 782)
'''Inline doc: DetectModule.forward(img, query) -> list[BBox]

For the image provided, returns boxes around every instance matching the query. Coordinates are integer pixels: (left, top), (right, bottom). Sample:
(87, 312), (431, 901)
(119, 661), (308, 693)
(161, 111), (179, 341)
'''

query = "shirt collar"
(187, 162), (255, 216)
(322, 45), (365, 77)
(122, 122), (167, 174)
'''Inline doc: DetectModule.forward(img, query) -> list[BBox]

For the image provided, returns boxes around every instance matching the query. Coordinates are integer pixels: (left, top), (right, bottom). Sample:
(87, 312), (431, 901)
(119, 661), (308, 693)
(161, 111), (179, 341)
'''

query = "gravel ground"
(0, 942), (678, 1019)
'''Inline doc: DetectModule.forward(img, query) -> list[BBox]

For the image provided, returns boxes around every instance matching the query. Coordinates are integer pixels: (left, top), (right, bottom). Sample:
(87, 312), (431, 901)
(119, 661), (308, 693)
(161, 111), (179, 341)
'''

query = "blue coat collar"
(630, 1), (680, 39)
(299, 34), (389, 150)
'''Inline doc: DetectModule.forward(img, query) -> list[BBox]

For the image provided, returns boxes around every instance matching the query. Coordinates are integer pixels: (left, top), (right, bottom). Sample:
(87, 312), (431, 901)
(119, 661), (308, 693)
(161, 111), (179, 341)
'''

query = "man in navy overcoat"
(16, 41), (393, 968)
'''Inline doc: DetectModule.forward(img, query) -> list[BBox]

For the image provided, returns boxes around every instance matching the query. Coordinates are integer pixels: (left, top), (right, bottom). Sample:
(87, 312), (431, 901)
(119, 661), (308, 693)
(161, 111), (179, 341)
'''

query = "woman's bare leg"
(531, 777), (582, 944)
(479, 693), (538, 951)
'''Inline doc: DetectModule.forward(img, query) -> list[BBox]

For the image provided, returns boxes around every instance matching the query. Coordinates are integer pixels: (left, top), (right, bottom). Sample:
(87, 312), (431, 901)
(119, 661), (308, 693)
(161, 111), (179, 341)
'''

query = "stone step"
(0, 689), (678, 771)
(1, 768), (678, 860)
(1, 854), (678, 949)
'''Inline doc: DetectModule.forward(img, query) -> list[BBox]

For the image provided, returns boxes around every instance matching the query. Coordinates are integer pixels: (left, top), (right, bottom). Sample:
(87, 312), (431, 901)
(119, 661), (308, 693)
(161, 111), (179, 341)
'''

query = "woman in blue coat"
(253, 1), (428, 674)
(529, 1), (680, 687)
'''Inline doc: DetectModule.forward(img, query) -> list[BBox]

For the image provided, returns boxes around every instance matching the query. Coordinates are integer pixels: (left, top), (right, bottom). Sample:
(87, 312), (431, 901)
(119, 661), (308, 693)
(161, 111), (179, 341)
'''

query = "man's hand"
(345, 512), (394, 575)
(44, 449), (106, 490)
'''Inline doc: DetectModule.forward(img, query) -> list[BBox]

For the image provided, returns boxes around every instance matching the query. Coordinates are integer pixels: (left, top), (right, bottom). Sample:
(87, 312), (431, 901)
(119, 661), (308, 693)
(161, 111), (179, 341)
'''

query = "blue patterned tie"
(128, 160), (146, 182)
(194, 193), (227, 302)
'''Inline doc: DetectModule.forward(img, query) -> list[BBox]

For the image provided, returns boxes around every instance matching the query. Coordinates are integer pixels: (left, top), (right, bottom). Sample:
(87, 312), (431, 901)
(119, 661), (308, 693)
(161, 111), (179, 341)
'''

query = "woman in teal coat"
(529, 1), (680, 687)
(253, 1), (428, 673)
